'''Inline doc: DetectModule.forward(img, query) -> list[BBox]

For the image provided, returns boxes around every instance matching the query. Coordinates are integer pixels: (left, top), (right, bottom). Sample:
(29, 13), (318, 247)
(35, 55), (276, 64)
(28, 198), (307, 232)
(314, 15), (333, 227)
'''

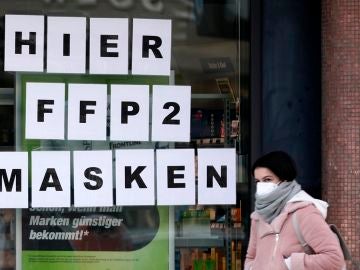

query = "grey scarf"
(255, 180), (301, 224)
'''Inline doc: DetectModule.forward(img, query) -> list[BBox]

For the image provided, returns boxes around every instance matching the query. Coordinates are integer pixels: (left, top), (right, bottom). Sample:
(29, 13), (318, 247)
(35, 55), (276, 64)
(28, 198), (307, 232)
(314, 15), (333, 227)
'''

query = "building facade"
(251, 0), (360, 269)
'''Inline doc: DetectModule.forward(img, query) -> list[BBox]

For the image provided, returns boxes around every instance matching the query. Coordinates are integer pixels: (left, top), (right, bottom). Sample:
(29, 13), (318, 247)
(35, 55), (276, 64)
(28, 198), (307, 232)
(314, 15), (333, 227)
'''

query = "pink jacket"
(245, 192), (345, 270)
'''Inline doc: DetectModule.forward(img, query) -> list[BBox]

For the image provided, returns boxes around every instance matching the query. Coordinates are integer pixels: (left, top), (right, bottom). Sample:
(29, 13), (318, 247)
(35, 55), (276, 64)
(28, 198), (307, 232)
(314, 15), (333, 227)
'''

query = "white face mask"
(256, 182), (279, 196)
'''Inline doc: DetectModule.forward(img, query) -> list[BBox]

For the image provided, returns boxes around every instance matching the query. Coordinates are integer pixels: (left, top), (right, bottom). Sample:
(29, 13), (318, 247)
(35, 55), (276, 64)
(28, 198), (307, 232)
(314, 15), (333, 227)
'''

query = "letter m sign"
(0, 169), (22, 192)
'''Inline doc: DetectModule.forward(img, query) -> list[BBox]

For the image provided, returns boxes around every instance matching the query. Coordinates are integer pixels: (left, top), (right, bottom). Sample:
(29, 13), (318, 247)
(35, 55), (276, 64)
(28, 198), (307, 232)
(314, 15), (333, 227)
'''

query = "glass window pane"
(0, 1), (250, 269)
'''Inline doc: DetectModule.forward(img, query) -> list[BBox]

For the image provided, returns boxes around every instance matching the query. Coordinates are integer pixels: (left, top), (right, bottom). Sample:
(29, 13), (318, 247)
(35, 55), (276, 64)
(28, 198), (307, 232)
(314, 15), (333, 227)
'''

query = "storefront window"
(0, 0), (249, 269)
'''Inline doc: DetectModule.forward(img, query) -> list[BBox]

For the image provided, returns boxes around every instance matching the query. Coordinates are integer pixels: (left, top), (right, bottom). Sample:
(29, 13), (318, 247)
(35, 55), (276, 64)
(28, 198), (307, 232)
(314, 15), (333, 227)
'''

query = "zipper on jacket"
(272, 233), (280, 260)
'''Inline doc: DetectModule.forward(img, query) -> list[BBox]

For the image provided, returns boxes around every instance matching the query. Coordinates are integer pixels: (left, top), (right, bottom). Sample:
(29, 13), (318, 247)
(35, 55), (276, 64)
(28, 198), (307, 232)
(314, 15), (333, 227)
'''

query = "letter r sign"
(131, 19), (171, 76)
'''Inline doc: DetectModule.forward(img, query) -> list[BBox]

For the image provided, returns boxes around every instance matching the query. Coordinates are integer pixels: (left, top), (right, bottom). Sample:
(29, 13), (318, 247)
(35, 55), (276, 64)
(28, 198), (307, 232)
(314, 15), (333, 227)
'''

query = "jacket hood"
(287, 190), (329, 218)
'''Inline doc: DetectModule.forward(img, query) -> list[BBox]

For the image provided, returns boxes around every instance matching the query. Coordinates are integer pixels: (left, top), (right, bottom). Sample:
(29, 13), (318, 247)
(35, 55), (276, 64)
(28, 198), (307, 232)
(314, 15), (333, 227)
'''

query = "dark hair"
(251, 151), (297, 181)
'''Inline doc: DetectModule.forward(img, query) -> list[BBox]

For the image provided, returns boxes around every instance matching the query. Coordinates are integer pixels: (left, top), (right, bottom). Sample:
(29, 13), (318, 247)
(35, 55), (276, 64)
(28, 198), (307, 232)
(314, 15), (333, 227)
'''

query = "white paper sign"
(0, 152), (28, 208)
(197, 148), (236, 205)
(47, 17), (86, 74)
(110, 84), (149, 141)
(31, 151), (70, 207)
(4, 15), (44, 72)
(90, 18), (129, 74)
(25, 82), (65, 140)
(67, 84), (107, 140)
(115, 149), (154, 205)
(156, 149), (195, 205)
(73, 150), (113, 207)
(132, 19), (171, 75)
(151, 85), (191, 142)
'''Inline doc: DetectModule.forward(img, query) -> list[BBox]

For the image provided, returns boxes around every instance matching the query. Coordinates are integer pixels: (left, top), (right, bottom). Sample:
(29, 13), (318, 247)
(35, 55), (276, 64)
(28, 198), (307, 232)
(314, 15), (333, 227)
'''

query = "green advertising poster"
(21, 207), (169, 270)
(17, 73), (171, 270)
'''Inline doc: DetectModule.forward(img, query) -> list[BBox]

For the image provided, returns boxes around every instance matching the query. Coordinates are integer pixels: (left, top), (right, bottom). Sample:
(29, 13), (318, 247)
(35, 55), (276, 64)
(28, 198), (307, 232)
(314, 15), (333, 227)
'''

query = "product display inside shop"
(173, 92), (248, 270)
(0, 210), (15, 270)
(175, 205), (244, 270)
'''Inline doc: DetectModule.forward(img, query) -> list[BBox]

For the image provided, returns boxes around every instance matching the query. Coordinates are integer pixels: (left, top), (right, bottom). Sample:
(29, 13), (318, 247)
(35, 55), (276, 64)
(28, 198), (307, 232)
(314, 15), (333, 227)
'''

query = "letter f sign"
(26, 82), (65, 140)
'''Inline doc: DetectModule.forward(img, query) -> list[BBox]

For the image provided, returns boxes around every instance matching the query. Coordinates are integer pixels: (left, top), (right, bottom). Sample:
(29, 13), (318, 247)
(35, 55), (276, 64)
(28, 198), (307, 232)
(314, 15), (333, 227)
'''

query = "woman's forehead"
(254, 167), (276, 178)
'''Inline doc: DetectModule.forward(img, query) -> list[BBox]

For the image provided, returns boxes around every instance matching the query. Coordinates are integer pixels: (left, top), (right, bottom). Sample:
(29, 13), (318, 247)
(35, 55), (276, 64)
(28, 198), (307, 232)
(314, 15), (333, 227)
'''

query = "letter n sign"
(197, 148), (236, 205)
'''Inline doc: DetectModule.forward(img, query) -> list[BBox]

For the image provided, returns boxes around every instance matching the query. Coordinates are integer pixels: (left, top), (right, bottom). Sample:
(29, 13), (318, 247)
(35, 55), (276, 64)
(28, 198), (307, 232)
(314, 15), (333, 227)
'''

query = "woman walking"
(245, 151), (345, 270)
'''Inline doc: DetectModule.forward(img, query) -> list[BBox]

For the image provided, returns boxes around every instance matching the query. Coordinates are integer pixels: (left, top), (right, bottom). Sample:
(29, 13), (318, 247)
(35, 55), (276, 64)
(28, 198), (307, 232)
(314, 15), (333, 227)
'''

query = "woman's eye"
(264, 178), (272, 182)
